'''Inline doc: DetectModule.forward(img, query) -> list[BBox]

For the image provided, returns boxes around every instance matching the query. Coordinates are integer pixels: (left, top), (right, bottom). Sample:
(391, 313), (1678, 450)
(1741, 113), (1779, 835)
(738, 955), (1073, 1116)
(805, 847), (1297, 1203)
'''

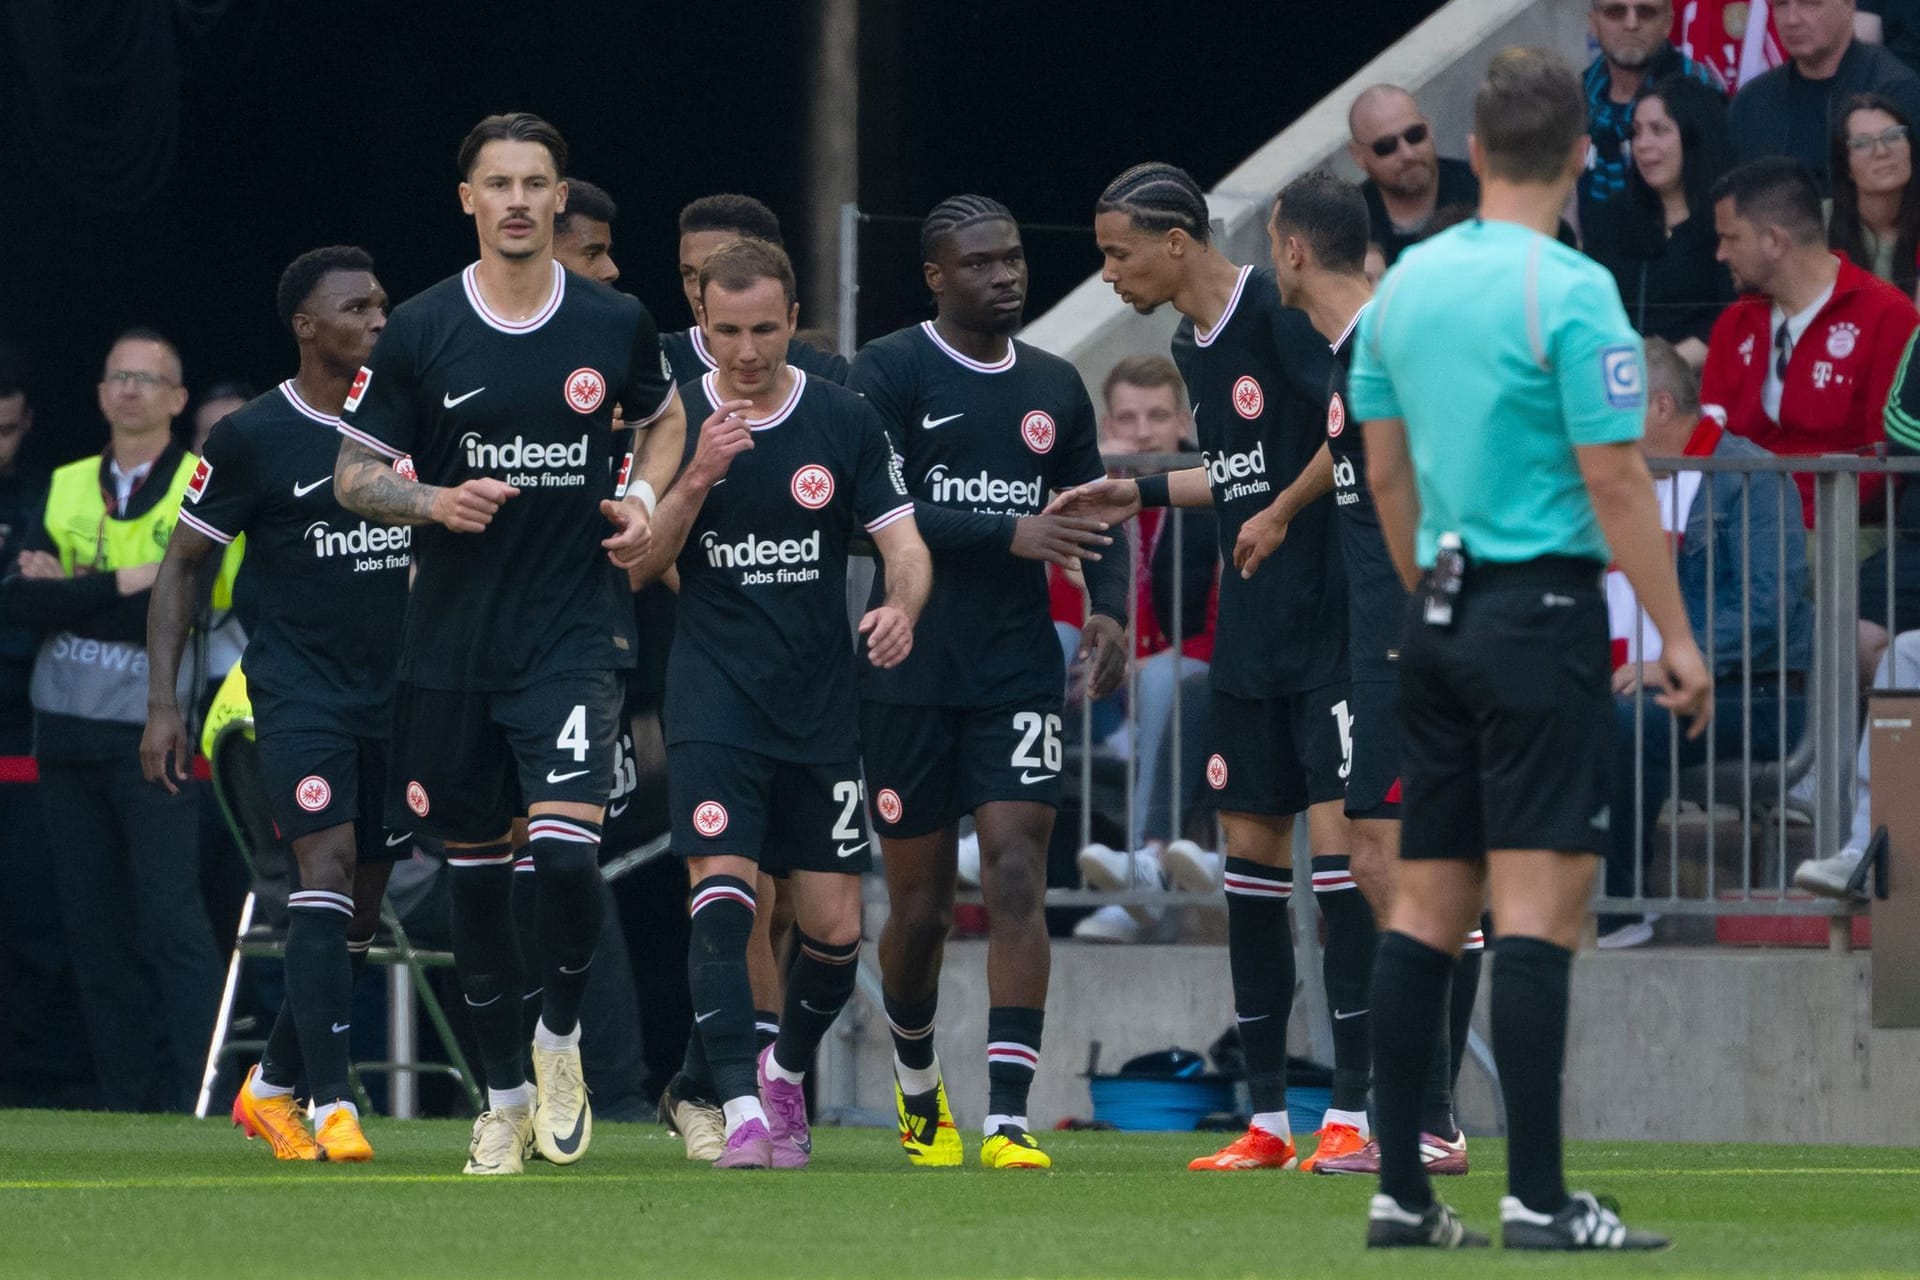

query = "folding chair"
(194, 718), (481, 1118)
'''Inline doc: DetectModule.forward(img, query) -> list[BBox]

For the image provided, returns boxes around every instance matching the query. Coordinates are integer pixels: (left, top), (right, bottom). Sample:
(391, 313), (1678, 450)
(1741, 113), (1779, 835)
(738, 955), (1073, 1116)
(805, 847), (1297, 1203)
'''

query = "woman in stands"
(1828, 93), (1920, 302)
(1584, 74), (1735, 368)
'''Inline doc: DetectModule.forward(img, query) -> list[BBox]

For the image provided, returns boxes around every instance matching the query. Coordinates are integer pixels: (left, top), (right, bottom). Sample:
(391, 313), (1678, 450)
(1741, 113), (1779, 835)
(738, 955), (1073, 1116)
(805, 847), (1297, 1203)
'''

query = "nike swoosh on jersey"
(292, 477), (331, 498)
(836, 841), (868, 858)
(694, 1009), (719, 1023)
(1332, 1007), (1370, 1021)
(546, 768), (590, 784)
(385, 831), (413, 847)
(608, 799), (630, 818)
(1019, 770), (1057, 784)
(443, 387), (485, 409)
(550, 1108), (588, 1156)
(331, 1022), (351, 1033)
(920, 412), (964, 429)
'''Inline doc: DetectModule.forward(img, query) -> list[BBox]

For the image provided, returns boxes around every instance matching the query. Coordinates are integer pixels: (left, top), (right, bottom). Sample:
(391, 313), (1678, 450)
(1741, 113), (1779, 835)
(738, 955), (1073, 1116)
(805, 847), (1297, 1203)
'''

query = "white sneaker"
(1163, 840), (1225, 893)
(1793, 847), (1865, 899)
(1595, 917), (1655, 950)
(956, 832), (982, 888)
(1074, 903), (1142, 943)
(531, 1039), (593, 1164)
(464, 1105), (533, 1175)
(1076, 843), (1166, 891)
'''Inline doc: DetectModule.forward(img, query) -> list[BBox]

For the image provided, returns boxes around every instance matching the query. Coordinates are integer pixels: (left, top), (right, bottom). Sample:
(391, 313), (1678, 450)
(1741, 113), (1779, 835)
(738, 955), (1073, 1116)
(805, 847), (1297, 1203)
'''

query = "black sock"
(259, 1001), (303, 1092)
(448, 844), (527, 1094)
(283, 890), (355, 1105)
(885, 991), (939, 1072)
(687, 877), (758, 1103)
(527, 817), (604, 1037)
(1492, 935), (1573, 1216)
(1312, 855), (1375, 1113)
(1417, 997), (1457, 1137)
(1370, 930), (1454, 1210)
(1450, 921), (1488, 1099)
(985, 1006), (1043, 1123)
(511, 857), (543, 1049)
(1224, 857), (1294, 1119)
(773, 934), (859, 1076)
(755, 1010), (781, 1054)
(678, 1023), (716, 1099)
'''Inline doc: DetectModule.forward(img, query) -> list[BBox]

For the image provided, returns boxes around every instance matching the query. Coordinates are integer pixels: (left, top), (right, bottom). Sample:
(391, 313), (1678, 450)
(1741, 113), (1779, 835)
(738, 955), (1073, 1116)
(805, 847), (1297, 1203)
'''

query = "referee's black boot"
(1365, 1195), (1489, 1249)
(1500, 1191), (1672, 1251)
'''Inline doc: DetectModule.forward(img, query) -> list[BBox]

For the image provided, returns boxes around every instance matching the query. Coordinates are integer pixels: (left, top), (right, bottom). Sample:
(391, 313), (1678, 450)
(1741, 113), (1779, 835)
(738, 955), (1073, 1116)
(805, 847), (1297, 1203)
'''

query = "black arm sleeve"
(1080, 520), (1129, 621)
(911, 502), (1016, 551)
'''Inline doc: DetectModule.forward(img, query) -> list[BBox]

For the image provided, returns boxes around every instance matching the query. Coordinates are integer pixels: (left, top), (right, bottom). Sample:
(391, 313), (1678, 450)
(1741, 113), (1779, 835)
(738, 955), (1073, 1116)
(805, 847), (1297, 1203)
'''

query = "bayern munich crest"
(876, 788), (904, 825)
(296, 775), (331, 812)
(792, 464), (834, 509)
(1021, 409), (1056, 454)
(406, 780), (430, 817)
(693, 800), (729, 837)
(565, 367), (607, 413)
(1827, 323), (1859, 360)
(1326, 391), (1346, 438)
(1232, 376), (1264, 420)
(1206, 753), (1229, 790)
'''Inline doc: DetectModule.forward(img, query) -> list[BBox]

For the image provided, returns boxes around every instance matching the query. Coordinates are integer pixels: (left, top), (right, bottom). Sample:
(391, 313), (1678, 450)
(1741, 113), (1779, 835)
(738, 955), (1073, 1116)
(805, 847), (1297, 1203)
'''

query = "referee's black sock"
(1312, 855), (1376, 1114)
(1371, 930), (1454, 1210)
(527, 816), (604, 1039)
(1450, 919), (1489, 1100)
(1492, 935), (1573, 1216)
(687, 876), (759, 1104)
(284, 890), (356, 1106)
(772, 933), (860, 1077)
(448, 843), (528, 1097)
(1223, 857), (1294, 1126)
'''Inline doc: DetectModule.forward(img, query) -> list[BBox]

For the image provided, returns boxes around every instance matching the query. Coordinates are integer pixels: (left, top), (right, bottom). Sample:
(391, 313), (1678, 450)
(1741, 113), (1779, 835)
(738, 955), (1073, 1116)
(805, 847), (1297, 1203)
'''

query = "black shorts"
(1345, 678), (1401, 820)
(254, 727), (412, 865)
(1202, 683), (1352, 816)
(387, 670), (623, 842)
(667, 740), (870, 875)
(861, 699), (1063, 839)
(1397, 560), (1612, 859)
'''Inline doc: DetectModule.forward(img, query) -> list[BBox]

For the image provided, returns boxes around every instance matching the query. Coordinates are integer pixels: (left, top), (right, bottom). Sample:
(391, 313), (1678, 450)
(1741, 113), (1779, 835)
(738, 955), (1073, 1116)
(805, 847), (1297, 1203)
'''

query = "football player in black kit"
(332, 112), (684, 1175)
(142, 246), (401, 1164)
(1257, 173), (1479, 1178)
(1056, 162), (1376, 1172)
(632, 237), (930, 1169)
(852, 195), (1127, 1171)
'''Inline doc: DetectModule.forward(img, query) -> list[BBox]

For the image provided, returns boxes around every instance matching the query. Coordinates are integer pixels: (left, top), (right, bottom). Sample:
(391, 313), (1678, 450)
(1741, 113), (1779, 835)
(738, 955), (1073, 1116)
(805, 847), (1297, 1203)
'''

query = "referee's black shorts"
(1397, 557), (1612, 860)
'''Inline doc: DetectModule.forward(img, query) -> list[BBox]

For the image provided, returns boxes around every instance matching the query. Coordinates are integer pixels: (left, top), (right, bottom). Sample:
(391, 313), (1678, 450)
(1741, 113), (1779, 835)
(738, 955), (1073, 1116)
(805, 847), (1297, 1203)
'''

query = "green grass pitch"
(1, 1111), (1917, 1278)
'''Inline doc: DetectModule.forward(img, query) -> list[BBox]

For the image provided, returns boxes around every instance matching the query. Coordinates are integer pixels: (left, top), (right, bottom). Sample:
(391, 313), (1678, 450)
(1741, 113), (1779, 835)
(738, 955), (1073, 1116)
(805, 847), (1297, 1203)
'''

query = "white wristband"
(630, 479), (658, 516)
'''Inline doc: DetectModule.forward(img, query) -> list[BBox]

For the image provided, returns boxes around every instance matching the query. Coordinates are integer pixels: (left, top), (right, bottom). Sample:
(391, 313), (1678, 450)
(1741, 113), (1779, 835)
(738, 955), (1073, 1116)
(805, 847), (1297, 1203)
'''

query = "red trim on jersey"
(176, 507), (236, 545)
(279, 380), (342, 426)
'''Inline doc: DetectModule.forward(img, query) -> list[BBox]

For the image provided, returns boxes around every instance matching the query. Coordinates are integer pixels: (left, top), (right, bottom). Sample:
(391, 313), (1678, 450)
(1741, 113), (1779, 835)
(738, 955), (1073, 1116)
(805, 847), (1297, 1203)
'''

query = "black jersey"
(1173, 265), (1346, 697)
(1328, 309), (1403, 681)
(667, 369), (912, 762)
(178, 381), (408, 734)
(662, 326), (851, 388)
(849, 321), (1108, 707)
(338, 261), (676, 691)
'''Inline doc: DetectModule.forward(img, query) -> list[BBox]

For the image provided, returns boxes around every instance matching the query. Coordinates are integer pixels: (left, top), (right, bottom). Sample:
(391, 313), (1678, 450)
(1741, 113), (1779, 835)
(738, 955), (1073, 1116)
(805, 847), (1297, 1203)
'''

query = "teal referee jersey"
(1346, 219), (1645, 568)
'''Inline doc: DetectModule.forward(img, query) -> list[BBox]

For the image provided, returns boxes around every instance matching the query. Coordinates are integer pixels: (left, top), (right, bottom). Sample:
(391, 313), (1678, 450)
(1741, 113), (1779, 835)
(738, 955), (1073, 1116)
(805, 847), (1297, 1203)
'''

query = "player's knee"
(889, 880), (954, 943)
(798, 898), (862, 949)
(292, 830), (356, 898)
(981, 847), (1046, 919)
(688, 875), (757, 962)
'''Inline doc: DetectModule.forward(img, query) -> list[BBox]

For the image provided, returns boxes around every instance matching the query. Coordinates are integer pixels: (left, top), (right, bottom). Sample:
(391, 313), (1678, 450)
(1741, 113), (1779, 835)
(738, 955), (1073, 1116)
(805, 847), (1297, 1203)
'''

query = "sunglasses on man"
(1369, 122), (1429, 158)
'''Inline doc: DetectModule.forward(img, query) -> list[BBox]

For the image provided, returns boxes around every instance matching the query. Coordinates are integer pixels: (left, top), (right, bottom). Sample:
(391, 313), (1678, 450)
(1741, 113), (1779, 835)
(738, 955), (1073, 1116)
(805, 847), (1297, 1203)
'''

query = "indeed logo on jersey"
(1332, 454), (1359, 506)
(1201, 441), (1271, 505)
(701, 529), (822, 586)
(306, 520), (413, 573)
(460, 432), (590, 488)
(924, 464), (1042, 513)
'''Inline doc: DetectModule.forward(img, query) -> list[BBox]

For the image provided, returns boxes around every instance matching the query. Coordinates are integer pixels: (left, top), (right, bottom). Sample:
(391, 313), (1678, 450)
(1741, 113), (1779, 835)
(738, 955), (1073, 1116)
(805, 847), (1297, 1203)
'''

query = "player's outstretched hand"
(432, 478), (518, 533)
(1043, 476), (1141, 526)
(1078, 613), (1127, 700)
(860, 605), (914, 669)
(600, 496), (654, 568)
(1654, 637), (1714, 739)
(1233, 505), (1289, 579)
(1009, 514), (1112, 567)
(139, 706), (194, 795)
(687, 399), (756, 489)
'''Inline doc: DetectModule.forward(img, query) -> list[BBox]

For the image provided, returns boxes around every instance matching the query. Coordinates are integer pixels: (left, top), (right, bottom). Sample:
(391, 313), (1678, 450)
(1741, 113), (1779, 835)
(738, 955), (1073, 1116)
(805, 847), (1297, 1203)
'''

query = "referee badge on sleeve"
(1601, 346), (1644, 409)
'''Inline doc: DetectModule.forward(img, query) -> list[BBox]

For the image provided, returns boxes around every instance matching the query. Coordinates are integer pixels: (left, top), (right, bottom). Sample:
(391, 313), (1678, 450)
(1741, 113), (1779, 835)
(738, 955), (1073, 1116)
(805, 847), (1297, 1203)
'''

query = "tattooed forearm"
(334, 438), (441, 525)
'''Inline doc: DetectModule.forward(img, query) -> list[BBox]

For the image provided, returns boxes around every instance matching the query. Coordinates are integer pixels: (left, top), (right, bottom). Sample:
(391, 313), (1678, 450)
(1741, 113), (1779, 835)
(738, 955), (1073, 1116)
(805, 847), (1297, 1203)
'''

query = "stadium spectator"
(1581, 0), (1727, 232)
(1674, 0), (1786, 92)
(190, 380), (253, 454)
(1827, 93), (1920, 293)
(1857, 0), (1920, 74)
(1729, 0), (1920, 192)
(1700, 156), (1919, 527)
(1601, 338), (1811, 948)
(1857, 327), (1920, 681)
(1795, 627), (1920, 894)
(2, 328), (229, 1112)
(1585, 75), (1738, 365)
(1349, 86), (1479, 267)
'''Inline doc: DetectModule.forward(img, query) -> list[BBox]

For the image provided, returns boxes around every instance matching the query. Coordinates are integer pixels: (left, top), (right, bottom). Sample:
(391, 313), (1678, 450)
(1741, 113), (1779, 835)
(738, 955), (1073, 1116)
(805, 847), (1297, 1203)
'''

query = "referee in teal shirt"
(1348, 48), (1711, 1251)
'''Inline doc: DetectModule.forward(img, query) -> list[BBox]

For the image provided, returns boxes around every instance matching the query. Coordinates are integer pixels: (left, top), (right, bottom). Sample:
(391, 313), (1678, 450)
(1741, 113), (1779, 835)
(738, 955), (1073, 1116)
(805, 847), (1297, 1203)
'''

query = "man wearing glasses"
(1, 328), (240, 1111)
(1581, 0), (1726, 225)
(1348, 86), (1484, 268)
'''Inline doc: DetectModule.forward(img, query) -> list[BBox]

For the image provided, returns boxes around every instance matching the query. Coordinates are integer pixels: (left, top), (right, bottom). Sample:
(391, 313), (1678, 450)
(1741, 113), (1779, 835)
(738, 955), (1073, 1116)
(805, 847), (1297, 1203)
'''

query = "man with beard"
(1580, 0), (1726, 228)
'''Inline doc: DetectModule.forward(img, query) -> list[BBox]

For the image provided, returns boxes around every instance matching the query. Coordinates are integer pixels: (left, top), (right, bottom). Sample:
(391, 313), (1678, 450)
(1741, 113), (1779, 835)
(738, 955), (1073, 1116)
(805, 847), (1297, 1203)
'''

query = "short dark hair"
(1474, 48), (1585, 183)
(699, 237), (797, 308)
(1096, 162), (1212, 244)
(1710, 156), (1825, 245)
(1102, 353), (1188, 411)
(1641, 337), (1699, 415)
(920, 194), (1016, 261)
(105, 326), (182, 382)
(457, 111), (567, 180)
(276, 245), (376, 332)
(1269, 172), (1370, 276)
(0, 340), (25, 401)
(678, 194), (784, 245)
(556, 178), (617, 232)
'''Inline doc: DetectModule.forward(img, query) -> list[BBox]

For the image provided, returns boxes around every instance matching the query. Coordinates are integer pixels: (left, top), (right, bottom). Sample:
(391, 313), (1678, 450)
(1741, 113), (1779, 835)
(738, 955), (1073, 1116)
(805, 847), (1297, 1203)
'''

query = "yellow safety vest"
(201, 660), (253, 756)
